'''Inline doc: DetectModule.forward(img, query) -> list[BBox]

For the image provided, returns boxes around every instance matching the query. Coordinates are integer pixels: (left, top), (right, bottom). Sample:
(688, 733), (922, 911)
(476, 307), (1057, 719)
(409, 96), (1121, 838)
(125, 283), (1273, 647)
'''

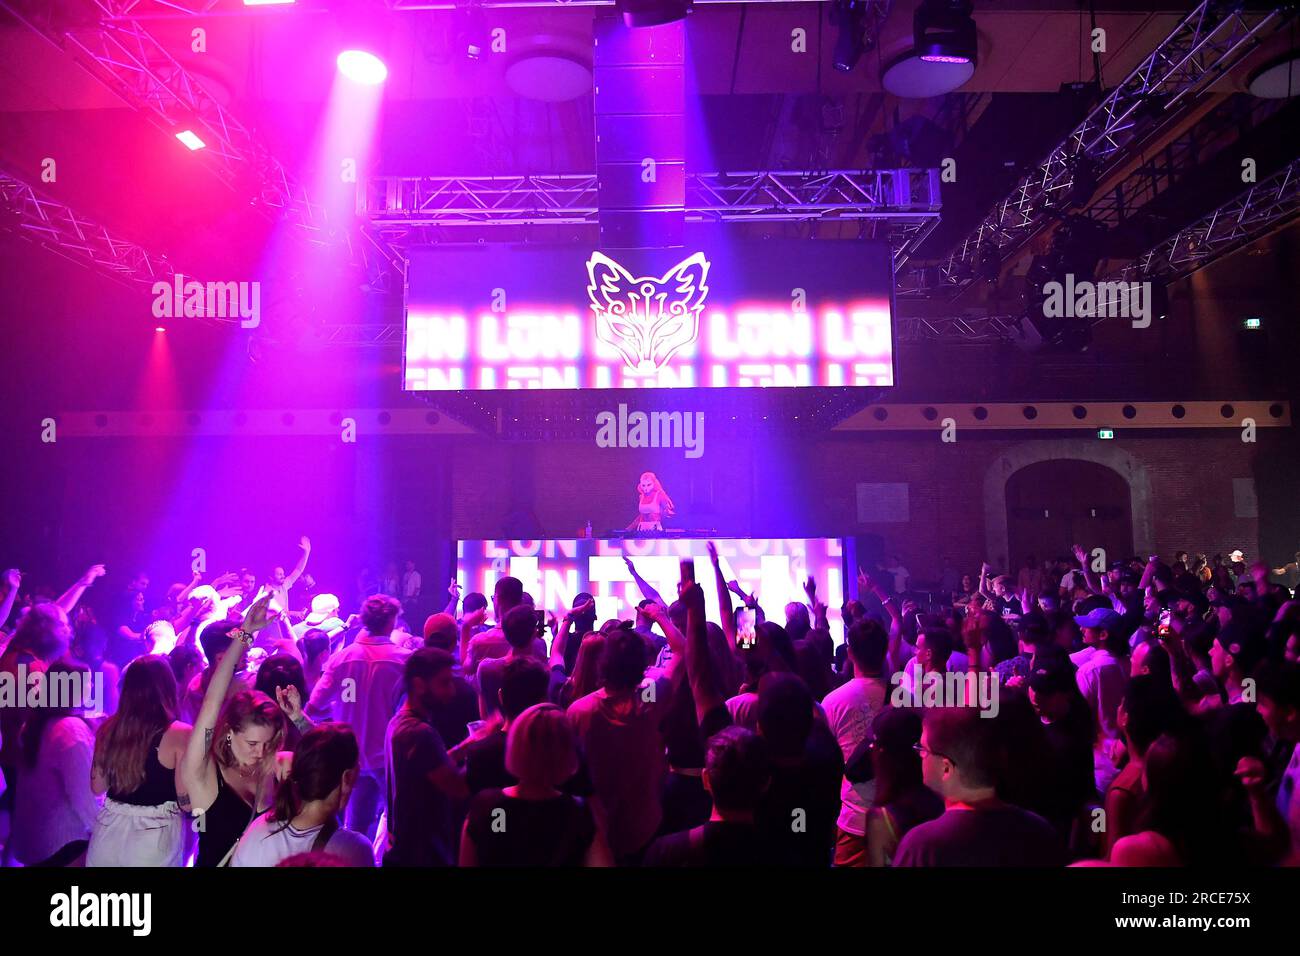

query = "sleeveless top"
(108, 730), (178, 807)
(195, 768), (257, 867)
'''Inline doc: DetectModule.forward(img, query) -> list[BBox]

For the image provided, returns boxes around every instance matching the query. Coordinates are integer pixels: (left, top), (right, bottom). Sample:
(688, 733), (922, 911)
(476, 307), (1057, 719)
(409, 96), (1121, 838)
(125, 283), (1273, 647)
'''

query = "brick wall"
(449, 427), (1294, 584)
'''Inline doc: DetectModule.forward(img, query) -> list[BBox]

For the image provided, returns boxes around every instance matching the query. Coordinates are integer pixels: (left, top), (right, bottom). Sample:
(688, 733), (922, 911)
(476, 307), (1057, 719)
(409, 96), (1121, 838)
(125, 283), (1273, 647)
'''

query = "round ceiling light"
(1247, 52), (1300, 98)
(882, 50), (975, 98)
(503, 36), (593, 102)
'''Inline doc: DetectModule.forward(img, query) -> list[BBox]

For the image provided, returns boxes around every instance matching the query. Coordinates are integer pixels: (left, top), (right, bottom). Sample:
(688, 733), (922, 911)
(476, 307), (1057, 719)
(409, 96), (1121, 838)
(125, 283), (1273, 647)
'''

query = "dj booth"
(454, 535), (852, 642)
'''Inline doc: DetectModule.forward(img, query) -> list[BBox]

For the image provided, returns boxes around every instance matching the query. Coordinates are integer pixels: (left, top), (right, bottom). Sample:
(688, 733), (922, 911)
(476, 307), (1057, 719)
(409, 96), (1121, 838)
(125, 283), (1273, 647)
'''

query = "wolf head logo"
(586, 251), (710, 372)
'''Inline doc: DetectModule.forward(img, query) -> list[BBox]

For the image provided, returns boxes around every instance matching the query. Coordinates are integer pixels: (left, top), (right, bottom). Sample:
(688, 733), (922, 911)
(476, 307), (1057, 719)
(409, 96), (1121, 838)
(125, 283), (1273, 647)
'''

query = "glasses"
(913, 742), (955, 765)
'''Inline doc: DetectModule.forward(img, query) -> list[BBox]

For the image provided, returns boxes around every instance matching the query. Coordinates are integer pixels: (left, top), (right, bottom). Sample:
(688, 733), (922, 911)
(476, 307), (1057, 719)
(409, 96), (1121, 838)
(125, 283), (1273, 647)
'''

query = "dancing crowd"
(1, 539), (1299, 868)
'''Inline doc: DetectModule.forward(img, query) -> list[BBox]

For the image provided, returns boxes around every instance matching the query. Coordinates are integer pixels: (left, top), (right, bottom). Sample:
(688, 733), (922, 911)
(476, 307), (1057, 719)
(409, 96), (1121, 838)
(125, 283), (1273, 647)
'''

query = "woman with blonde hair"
(87, 655), (191, 866)
(459, 703), (611, 866)
(628, 471), (675, 532)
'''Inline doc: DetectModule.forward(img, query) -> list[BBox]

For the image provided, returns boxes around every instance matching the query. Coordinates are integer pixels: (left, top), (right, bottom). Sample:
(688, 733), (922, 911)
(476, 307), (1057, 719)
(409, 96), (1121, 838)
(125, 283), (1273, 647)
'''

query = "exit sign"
(1097, 428), (1115, 440)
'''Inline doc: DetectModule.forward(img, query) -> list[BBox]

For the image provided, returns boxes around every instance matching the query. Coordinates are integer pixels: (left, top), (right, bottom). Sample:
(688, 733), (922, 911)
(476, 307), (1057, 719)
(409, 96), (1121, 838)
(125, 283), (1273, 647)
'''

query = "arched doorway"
(1005, 460), (1134, 567)
(983, 440), (1153, 570)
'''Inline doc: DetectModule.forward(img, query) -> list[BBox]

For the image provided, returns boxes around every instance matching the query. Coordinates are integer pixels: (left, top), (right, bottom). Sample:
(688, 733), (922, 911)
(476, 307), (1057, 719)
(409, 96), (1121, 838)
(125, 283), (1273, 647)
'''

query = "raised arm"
(443, 580), (462, 616)
(1072, 544), (1104, 596)
(55, 564), (106, 615)
(551, 598), (592, 671)
(804, 575), (829, 632)
(180, 596), (274, 812)
(281, 537), (311, 591)
(624, 556), (667, 609)
(706, 542), (736, 645)
(684, 554), (725, 724)
(0, 569), (21, 630)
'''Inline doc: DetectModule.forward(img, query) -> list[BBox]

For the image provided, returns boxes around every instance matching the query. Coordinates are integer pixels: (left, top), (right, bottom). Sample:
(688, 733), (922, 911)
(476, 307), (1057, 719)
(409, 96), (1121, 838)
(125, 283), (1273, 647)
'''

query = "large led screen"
(455, 537), (848, 642)
(405, 237), (894, 391)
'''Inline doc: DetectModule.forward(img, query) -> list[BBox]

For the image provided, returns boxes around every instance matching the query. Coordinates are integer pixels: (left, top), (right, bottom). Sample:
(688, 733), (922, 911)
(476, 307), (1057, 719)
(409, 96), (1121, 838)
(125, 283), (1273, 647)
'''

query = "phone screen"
(736, 607), (756, 648)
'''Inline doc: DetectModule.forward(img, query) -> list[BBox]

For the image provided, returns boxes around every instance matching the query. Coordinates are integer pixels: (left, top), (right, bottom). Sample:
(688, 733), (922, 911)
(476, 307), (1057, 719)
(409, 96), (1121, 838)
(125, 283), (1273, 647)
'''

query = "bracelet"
(232, 628), (253, 646)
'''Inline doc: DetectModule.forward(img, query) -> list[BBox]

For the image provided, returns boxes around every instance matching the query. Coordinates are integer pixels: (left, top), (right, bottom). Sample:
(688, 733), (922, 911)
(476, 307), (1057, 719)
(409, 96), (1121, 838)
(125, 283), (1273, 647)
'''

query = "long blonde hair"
(638, 471), (675, 515)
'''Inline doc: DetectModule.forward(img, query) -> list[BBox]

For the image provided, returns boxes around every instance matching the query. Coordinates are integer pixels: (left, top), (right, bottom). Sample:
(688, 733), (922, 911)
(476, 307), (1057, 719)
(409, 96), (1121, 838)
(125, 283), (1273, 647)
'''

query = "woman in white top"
(13, 659), (99, 866)
(231, 723), (373, 867)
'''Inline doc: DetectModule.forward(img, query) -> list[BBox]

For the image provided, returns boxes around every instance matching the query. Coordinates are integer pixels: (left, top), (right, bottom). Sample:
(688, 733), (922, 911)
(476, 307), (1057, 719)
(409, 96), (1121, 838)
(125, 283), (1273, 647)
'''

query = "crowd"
(1, 539), (1299, 868)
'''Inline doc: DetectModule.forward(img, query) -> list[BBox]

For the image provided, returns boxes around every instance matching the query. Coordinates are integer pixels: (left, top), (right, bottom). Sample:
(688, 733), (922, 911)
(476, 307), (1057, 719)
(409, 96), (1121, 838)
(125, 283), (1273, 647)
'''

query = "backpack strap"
(312, 816), (340, 855)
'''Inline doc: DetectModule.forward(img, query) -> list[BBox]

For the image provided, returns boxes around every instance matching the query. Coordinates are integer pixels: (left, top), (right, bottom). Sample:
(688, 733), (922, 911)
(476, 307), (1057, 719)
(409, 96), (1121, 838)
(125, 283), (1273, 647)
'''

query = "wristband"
(231, 628), (253, 646)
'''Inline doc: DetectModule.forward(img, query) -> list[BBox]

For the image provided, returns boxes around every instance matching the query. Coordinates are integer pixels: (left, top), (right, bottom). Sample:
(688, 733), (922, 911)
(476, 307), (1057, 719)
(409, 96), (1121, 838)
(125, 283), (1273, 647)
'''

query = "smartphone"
(533, 609), (546, 637)
(736, 607), (757, 648)
(1157, 609), (1172, 637)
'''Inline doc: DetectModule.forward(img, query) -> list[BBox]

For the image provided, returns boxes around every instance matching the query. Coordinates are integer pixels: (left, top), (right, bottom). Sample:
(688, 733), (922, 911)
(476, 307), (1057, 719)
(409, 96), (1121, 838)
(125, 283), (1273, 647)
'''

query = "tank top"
(195, 768), (257, 867)
(108, 730), (178, 807)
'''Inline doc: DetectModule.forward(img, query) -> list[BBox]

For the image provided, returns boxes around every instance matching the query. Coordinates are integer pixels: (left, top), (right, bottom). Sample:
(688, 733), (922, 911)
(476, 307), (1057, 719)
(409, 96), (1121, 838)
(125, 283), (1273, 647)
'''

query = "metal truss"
(3, 0), (338, 244)
(0, 167), (177, 290)
(1117, 155), (1300, 283)
(1085, 94), (1286, 230)
(895, 313), (1019, 342)
(917, 1), (1289, 298)
(361, 168), (941, 267)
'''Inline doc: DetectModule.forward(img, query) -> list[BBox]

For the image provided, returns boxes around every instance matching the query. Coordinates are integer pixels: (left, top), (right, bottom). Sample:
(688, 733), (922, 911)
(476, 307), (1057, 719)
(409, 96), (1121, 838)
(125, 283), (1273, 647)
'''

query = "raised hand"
(299, 536), (311, 552)
(240, 593), (277, 634)
(566, 598), (594, 620)
(275, 684), (303, 723)
(4, 568), (20, 590)
(79, 564), (107, 587)
(706, 541), (720, 565)
(448, 579), (462, 598)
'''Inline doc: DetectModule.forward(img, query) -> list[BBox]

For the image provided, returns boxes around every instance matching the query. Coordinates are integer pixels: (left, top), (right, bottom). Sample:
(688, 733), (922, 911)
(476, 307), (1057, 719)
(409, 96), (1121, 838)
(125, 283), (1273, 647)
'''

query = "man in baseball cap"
(295, 593), (346, 648)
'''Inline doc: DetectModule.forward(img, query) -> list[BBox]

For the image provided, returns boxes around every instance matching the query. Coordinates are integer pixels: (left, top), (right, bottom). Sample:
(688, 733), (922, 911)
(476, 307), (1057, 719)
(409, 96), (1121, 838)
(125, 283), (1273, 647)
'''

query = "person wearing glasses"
(895, 707), (1066, 866)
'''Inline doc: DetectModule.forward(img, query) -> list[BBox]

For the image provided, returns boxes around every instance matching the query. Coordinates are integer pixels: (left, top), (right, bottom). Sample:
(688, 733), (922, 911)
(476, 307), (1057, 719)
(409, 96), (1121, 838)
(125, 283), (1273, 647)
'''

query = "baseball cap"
(305, 593), (340, 625)
(1074, 607), (1123, 631)
(1229, 550), (1245, 563)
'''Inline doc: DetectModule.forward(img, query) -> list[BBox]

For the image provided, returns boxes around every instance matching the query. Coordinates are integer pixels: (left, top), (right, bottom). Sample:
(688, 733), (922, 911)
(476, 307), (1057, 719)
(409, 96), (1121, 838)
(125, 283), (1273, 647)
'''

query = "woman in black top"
(88, 656), (191, 866)
(459, 704), (612, 866)
(181, 606), (289, 867)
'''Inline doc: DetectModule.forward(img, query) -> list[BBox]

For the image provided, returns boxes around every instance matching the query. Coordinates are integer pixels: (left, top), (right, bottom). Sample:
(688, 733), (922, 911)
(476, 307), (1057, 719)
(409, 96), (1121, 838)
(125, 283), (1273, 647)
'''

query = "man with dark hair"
(422, 612), (479, 749)
(461, 657), (552, 795)
(476, 605), (545, 720)
(895, 707), (1064, 866)
(463, 577), (545, 677)
(566, 627), (677, 864)
(754, 671), (844, 867)
(822, 619), (890, 866)
(644, 727), (773, 866)
(383, 648), (468, 867)
(1211, 621), (1267, 705)
(306, 594), (410, 840)
(181, 621), (251, 723)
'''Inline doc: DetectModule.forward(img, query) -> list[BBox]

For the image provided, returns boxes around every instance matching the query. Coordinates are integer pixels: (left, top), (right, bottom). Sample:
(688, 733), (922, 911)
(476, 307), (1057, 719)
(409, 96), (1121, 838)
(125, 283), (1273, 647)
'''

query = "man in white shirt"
(306, 595), (410, 841)
(822, 619), (890, 866)
(884, 556), (910, 595)
(401, 561), (422, 601)
(1072, 607), (1128, 791)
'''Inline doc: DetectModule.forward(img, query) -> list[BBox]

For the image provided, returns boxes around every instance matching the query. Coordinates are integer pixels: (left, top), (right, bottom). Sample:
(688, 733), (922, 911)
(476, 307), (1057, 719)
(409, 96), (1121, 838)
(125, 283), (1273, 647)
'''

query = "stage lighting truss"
(359, 168), (941, 267)
(0, 167), (180, 293)
(1116, 155), (1300, 288)
(903, 0), (1291, 301)
(4, 0), (403, 290)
